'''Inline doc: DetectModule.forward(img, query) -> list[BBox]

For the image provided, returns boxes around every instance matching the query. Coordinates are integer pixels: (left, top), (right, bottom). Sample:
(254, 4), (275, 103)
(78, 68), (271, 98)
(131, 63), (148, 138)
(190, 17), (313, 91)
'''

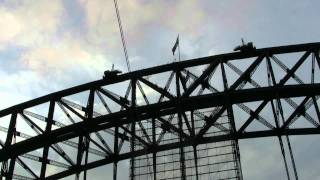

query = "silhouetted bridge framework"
(1, 42), (320, 179)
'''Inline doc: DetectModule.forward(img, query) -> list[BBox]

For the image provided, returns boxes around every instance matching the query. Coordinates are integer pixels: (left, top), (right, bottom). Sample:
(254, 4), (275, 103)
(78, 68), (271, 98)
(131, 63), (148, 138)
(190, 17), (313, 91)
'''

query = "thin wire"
(113, 0), (131, 72)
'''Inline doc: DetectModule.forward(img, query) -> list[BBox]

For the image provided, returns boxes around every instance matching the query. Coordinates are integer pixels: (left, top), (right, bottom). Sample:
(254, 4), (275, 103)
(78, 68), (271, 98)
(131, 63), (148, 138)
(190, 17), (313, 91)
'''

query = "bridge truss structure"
(0, 42), (320, 179)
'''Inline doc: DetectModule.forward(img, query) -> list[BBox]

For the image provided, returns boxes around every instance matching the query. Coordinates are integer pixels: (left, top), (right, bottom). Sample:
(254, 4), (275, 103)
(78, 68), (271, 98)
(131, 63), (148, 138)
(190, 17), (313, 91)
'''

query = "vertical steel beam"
(40, 100), (55, 178)
(75, 135), (84, 180)
(176, 71), (186, 180)
(83, 89), (95, 180)
(267, 56), (292, 180)
(74, 90), (95, 180)
(1, 113), (17, 179)
(83, 138), (89, 180)
(113, 161), (118, 180)
(274, 54), (300, 180)
(221, 62), (243, 180)
(130, 78), (136, 180)
(113, 125), (119, 180)
(314, 50), (320, 71)
(311, 51), (320, 124)
(286, 136), (299, 180)
(191, 111), (199, 180)
(152, 117), (157, 180)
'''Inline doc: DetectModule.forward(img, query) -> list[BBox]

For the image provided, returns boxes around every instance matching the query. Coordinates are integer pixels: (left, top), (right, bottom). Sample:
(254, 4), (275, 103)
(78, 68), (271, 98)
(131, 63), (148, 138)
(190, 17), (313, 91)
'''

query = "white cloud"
(79, 0), (207, 49)
(20, 37), (111, 76)
(0, 7), (21, 47)
(0, 0), (64, 48)
(1, 1), (320, 179)
(0, 70), (45, 109)
(164, 1), (205, 37)
(0, 1), (116, 86)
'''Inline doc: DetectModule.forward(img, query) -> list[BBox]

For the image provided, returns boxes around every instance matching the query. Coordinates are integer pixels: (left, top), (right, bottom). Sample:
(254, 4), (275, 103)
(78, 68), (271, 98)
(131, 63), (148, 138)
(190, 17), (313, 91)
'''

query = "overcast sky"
(0, 0), (320, 179)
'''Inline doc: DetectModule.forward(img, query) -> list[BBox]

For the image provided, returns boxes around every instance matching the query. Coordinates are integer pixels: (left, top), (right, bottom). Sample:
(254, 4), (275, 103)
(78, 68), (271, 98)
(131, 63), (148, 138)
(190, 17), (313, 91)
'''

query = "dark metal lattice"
(0, 42), (320, 179)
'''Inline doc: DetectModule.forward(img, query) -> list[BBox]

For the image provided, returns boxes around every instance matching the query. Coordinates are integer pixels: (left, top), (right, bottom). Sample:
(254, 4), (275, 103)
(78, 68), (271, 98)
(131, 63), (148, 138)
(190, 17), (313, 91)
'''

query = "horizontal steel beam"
(47, 127), (320, 179)
(0, 83), (319, 162)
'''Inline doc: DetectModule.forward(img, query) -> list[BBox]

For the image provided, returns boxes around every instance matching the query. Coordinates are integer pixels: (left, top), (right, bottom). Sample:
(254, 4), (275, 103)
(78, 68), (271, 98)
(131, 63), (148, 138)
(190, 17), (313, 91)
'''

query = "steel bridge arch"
(1, 42), (320, 179)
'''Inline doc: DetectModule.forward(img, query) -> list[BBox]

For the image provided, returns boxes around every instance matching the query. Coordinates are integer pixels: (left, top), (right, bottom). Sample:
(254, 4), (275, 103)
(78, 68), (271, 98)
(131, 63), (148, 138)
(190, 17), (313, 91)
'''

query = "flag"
(172, 35), (179, 55)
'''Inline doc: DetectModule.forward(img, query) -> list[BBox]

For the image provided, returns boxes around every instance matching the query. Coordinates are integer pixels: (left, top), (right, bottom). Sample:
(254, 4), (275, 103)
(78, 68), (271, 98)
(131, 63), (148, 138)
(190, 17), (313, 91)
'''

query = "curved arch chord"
(1, 42), (320, 179)
(0, 84), (319, 178)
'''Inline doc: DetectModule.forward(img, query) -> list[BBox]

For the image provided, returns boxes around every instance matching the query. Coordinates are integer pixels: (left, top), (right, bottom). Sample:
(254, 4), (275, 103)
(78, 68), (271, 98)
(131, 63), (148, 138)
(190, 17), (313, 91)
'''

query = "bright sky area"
(0, 0), (320, 179)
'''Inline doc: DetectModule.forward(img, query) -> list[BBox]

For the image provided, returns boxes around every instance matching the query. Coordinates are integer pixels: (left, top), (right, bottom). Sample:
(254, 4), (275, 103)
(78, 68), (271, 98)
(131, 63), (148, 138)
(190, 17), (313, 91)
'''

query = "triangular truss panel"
(0, 42), (320, 179)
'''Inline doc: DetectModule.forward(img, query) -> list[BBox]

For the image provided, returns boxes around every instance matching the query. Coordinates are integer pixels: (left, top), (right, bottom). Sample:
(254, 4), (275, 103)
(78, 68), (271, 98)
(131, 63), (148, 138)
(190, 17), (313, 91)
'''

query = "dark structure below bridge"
(132, 109), (242, 180)
(0, 42), (320, 179)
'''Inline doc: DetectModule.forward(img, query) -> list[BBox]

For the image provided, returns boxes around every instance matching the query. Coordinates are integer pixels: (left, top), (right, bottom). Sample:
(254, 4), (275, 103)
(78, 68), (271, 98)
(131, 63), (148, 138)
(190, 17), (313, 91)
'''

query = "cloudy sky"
(0, 0), (320, 179)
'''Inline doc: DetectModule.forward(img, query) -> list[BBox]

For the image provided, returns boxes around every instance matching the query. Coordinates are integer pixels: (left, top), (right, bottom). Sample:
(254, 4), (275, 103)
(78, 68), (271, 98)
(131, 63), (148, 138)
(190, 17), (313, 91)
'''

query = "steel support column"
(1, 113), (17, 179)
(176, 70), (186, 180)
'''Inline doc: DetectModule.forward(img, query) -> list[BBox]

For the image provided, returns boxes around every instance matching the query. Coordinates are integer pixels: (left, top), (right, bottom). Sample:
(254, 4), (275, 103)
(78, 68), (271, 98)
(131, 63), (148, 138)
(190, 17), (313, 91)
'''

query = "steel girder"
(0, 42), (320, 179)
